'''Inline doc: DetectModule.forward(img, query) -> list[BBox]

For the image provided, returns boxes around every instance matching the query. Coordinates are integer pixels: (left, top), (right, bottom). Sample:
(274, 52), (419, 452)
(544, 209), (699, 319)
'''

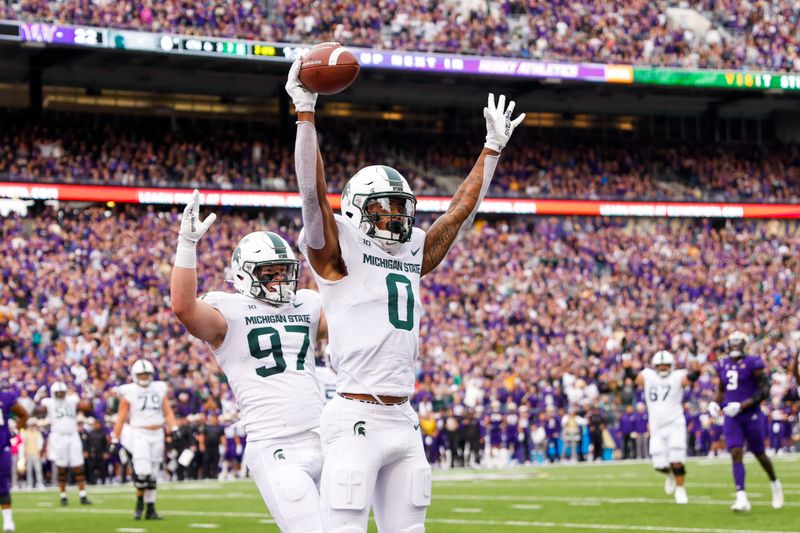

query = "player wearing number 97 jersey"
(708, 331), (783, 512)
(171, 191), (327, 533)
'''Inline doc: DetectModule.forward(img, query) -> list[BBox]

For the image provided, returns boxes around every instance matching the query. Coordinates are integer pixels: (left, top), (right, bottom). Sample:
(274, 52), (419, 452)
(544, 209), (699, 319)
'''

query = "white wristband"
(174, 239), (197, 269)
(484, 141), (503, 152)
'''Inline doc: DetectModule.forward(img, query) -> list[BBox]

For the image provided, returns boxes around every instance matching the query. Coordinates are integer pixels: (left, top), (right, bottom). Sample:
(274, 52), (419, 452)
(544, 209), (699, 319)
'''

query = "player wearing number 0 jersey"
(708, 331), (783, 512)
(634, 351), (699, 505)
(287, 53), (525, 532)
(171, 191), (327, 533)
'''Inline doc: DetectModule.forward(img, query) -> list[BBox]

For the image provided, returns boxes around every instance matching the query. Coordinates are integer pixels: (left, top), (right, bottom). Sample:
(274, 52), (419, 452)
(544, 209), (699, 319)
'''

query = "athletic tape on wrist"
(174, 240), (197, 269)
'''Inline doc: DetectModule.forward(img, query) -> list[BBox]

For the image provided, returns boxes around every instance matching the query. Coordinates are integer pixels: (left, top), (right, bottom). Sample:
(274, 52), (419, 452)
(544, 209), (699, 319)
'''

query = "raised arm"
(421, 94), (524, 276)
(170, 190), (227, 348)
(286, 59), (346, 280)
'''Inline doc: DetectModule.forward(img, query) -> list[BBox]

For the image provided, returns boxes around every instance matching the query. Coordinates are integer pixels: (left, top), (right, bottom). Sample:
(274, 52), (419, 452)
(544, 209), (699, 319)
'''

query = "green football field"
(9, 455), (800, 532)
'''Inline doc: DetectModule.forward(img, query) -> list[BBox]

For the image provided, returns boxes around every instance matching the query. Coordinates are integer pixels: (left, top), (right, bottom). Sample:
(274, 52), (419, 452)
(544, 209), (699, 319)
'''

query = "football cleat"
(145, 504), (164, 520)
(80, 495), (92, 505)
(134, 498), (144, 520)
(2, 520), (15, 532)
(60, 496), (68, 506)
(664, 474), (676, 495)
(771, 480), (784, 510)
(731, 491), (751, 512)
(674, 486), (688, 504)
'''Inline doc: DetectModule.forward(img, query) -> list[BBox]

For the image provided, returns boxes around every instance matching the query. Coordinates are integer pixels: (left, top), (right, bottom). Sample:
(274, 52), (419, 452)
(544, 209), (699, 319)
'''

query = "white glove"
(707, 401), (721, 418)
(286, 57), (318, 113)
(175, 189), (216, 268)
(483, 93), (525, 152)
(723, 402), (741, 417)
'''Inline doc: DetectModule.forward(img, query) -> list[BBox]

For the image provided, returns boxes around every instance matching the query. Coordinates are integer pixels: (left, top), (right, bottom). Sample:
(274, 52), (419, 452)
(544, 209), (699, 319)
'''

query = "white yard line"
(15, 508), (798, 533)
(434, 494), (800, 508)
(425, 518), (800, 533)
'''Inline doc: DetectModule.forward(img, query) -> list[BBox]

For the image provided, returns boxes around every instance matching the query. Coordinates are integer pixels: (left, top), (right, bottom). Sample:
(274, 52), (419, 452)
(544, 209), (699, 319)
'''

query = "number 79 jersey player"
(632, 351), (701, 505)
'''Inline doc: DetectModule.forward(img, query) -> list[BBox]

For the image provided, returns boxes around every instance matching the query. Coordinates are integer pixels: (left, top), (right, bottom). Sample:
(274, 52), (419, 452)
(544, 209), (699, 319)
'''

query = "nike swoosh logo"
(413, 424), (420, 430)
(411, 248), (420, 256)
(292, 303), (303, 308)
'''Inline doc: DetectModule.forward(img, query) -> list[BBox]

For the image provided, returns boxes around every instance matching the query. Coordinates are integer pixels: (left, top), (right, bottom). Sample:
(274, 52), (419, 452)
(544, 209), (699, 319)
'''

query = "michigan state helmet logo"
(273, 448), (286, 460)
(353, 421), (366, 436)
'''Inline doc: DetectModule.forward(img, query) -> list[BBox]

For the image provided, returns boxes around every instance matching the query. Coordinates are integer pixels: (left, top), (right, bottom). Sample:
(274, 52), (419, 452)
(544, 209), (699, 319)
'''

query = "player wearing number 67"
(287, 55), (524, 532)
(707, 331), (783, 512)
(170, 190), (328, 533)
(628, 351), (701, 505)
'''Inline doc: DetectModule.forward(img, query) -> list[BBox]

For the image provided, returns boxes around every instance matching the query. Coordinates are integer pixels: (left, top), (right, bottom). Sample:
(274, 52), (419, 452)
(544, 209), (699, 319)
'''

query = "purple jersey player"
(0, 390), (28, 533)
(709, 331), (783, 512)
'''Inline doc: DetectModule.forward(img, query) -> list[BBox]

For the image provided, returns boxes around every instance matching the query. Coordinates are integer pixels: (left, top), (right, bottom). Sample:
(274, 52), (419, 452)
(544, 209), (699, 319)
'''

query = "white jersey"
(299, 214), (424, 396)
(202, 289), (323, 441)
(42, 394), (79, 434)
(642, 368), (687, 428)
(118, 381), (168, 428)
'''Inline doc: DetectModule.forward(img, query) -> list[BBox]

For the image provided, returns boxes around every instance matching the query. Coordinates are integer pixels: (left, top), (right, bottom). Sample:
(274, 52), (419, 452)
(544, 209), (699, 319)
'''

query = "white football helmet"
(340, 165), (416, 253)
(231, 231), (299, 305)
(652, 350), (675, 377)
(131, 359), (155, 387)
(50, 381), (67, 399)
(727, 331), (748, 359)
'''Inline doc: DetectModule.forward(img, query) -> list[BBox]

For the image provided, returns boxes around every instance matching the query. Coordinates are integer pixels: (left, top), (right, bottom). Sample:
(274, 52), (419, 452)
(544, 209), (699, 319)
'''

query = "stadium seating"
(2, 0), (798, 71)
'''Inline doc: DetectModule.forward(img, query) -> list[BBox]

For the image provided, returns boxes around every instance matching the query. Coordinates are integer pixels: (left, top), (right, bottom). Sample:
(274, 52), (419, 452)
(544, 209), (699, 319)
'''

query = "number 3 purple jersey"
(0, 391), (18, 449)
(716, 355), (764, 405)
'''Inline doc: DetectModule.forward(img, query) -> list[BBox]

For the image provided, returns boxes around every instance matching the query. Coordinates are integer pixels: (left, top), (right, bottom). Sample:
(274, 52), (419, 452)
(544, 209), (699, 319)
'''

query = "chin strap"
(296, 121), (325, 250)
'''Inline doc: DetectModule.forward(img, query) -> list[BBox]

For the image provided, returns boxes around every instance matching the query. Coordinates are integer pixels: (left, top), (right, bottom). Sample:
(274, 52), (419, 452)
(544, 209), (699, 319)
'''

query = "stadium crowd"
(2, 0), (798, 72)
(0, 206), (798, 485)
(2, 114), (799, 202)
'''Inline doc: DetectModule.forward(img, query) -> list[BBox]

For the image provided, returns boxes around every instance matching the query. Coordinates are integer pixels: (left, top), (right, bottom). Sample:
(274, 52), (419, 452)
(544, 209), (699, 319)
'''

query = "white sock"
(2, 509), (12, 522)
(60, 491), (66, 499)
(79, 489), (87, 498)
(144, 489), (156, 504)
(771, 479), (781, 487)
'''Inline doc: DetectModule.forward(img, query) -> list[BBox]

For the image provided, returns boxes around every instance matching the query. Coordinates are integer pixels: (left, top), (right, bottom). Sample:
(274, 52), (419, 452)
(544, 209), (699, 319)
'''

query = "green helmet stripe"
(381, 166), (405, 190)
(265, 232), (287, 255)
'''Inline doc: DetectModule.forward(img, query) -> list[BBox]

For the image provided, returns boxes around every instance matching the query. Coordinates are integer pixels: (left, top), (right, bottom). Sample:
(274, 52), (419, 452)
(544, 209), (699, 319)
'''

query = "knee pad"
(57, 467), (68, 484)
(327, 467), (367, 511)
(409, 465), (432, 508)
(146, 476), (157, 490)
(0, 494), (10, 505)
(654, 467), (670, 474)
(133, 474), (149, 490)
(330, 528), (364, 533)
(271, 465), (312, 504)
(671, 464), (686, 476)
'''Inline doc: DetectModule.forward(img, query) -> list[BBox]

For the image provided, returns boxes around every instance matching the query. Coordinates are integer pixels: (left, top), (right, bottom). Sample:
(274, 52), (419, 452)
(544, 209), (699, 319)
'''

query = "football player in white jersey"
(111, 359), (178, 520)
(633, 351), (700, 505)
(286, 58), (524, 532)
(40, 382), (92, 506)
(170, 192), (327, 533)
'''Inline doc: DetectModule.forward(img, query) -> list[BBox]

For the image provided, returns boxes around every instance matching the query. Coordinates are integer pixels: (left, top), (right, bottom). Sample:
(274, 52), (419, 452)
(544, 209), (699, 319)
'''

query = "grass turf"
(9, 455), (799, 532)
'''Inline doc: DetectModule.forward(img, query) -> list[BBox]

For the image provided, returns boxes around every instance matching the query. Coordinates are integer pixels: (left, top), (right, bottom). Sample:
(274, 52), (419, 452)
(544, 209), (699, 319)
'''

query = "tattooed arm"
(421, 94), (524, 277)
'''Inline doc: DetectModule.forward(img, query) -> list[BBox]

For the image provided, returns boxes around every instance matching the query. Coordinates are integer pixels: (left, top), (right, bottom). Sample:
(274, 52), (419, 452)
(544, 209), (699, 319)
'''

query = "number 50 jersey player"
(171, 191), (326, 533)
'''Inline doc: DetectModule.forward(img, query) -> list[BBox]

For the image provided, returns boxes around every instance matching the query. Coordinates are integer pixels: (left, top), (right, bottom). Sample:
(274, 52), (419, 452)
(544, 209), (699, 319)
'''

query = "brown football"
(298, 42), (360, 95)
